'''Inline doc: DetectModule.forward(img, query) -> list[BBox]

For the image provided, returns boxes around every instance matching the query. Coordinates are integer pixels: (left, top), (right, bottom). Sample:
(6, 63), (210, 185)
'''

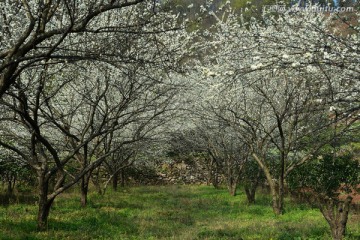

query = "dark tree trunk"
(80, 175), (91, 207)
(112, 171), (119, 191)
(277, 149), (285, 215)
(276, 177), (285, 214)
(37, 172), (54, 231)
(244, 170), (260, 204)
(80, 186), (87, 207)
(320, 196), (352, 240)
(120, 169), (125, 188)
(37, 198), (54, 231)
(245, 185), (256, 204)
(6, 179), (13, 196)
(5, 175), (16, 198)
(3, 176), (16, 205)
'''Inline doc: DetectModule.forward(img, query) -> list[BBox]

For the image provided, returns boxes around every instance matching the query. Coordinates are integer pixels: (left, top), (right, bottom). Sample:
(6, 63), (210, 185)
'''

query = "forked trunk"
(320, 196), (352, 240)
(5, 177), (16, 204)
(244, 185), (256, 204)
(244, 172), (260, 204)
(252, 153), (284, 215)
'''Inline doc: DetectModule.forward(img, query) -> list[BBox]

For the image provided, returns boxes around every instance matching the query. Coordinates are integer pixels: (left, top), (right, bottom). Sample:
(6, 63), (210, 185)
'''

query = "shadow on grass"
(0, 219), (39, 240)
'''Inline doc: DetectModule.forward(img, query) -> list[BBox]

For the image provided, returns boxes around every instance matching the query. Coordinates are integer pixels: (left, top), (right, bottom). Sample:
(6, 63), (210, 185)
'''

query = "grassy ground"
(0, 185), (359, 240)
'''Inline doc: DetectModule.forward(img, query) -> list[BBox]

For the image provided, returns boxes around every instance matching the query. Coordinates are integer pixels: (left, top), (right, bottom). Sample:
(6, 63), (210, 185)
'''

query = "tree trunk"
(120, 169), (125, 188)
(92, 176), (103, 195)
(80, 175), (90, 207)
(277, 176), (285, 214)
(272, 193), (283, 215)
(252, 153), (284, 215)
(37, 197), (54, 231)
(245, 185), (256, 204)
(228, 179), (237, 196)
(37, 172), (54, 231)
(6, 178), (14, 196)
(5, 175), (16, 202)
(112, 171), (119, 191)
(244, 170), (260, 204)
(264, 177), (284, 215)
(278, 150), (285, 214)
(91, 167), (103, 195)
(320, 196), (352, 240)
(226, 164), (237, 196)
(208, 157), (220, 189)
(3, 176), (15, 205)
(211, 172), (219, 189)
(227, 174), (238, 196)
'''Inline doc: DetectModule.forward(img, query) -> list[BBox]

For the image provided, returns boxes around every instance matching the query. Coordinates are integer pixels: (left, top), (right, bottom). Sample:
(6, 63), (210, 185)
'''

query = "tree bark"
(226, 163), (237, 196)
(120, 169), (125, 188)
(244, 169), (261, 204)
(228, 179), (237, 196)
(112, 171), (119, 191)
(211, 172), (220, 189)
(80, 171), (91, 207)
(3, 176), (16, 205)
(277, 176), (285, 214)
(319, 196), (352, 240)
(245, 184), (257, 204)
(272, 191), (284, 215)
(37, 197), (54, 231)
(80, 185), (87, 208)
(80, 174), (91, 207)
(91, 170), (103, 195)
(6, 175), (16, 198)
(37, 171), (54, 231)
(252, 153), (284, 215)
(207, 157), (220, 189)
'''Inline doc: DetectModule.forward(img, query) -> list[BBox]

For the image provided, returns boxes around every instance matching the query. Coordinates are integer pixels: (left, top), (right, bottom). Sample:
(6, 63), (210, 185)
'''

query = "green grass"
(0, 185), (359, 239)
